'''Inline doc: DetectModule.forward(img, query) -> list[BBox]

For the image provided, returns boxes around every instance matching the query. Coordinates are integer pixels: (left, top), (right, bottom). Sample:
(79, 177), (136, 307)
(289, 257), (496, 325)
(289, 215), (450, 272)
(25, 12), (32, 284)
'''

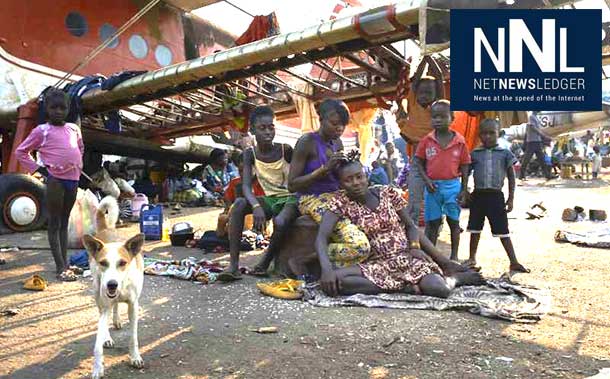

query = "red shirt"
(223, 177), (265, 204)
(415, 131), (471, 180)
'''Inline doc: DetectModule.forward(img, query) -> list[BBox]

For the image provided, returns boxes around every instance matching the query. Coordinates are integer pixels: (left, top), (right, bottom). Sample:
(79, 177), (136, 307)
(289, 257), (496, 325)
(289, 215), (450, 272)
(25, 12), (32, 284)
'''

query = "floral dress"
(327, 186), (442, 291)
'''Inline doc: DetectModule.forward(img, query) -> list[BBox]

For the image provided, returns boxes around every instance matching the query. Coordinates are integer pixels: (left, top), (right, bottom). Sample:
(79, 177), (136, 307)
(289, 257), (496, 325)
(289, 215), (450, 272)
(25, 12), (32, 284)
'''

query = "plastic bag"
(67, 189), (99, 248)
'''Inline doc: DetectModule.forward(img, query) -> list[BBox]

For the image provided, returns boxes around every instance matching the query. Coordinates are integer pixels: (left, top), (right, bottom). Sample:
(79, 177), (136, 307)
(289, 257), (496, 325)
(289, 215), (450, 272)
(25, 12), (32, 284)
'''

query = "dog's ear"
(83, 234), (104, 259)
(124, 233), (145, 257)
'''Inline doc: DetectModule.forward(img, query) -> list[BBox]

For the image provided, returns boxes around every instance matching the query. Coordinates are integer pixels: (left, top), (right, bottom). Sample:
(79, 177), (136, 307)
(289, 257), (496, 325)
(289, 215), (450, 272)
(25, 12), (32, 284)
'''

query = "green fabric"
(259, 195), (297, 217)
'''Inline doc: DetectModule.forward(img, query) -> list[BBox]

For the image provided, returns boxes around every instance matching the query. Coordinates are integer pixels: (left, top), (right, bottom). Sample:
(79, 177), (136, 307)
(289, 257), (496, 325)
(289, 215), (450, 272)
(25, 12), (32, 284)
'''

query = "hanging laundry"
(235, 12), (281, 46)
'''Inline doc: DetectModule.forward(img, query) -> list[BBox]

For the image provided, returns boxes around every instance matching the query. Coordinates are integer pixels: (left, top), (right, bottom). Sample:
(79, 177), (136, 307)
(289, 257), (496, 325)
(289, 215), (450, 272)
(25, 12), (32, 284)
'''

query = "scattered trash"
(1, 309), (19, 317)
(357, 362), (365, 368)
(382, 336), (401, 348)
(251, 327), (278, 334)
(495, 356), (514, 363)
(584, 368), (610, 379)
(160, 353), (169, 358)
(527, 202), (547, 220)
(590, 209), (607, 222)
(83, 270), (92, 278)
(432, 350), (444, 354)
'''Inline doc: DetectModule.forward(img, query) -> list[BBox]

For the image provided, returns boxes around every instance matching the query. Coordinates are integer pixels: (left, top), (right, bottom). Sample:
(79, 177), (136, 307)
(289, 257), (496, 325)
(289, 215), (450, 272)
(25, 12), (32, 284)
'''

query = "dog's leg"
(92, 310), (110, 379)
(128, 300), (144, 368)
(112, 303), (122, 330)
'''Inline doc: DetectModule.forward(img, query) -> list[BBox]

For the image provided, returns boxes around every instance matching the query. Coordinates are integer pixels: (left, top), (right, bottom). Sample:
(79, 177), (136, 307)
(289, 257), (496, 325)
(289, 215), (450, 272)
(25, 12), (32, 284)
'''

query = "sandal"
(58, 270), (78, 282)
(248, 266), (269, 277)
(23, 274), (47, 291)
(216, 271), (242, 283)
(69, 266), (84, 275)
(256, 279), (304, 300)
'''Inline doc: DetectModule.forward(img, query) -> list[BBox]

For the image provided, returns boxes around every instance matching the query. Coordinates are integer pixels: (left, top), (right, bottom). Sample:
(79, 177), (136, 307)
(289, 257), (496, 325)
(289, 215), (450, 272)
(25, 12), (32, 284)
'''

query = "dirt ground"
(2, 177), (610, 379)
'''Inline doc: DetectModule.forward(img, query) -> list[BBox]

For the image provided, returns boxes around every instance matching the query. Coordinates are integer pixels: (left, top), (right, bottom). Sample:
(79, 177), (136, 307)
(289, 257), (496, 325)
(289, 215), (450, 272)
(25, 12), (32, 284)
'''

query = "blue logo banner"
(450, 9), (601, 111)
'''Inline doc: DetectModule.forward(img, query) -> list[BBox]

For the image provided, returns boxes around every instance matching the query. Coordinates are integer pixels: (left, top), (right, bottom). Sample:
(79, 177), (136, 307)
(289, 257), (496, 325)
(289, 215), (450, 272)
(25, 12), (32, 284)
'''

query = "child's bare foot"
(461, 259), (479, 269)
(509, 263), (530, 273)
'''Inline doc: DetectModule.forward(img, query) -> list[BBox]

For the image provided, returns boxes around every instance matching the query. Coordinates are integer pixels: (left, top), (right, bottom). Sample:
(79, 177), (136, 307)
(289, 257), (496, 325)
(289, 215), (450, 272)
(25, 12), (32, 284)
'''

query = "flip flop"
(23, 274), (47, 291)
(247, 266), (269, 277)
(58, 270), (78, 282)
(216, 271), (242, 283)
(256, 279), (304, 300)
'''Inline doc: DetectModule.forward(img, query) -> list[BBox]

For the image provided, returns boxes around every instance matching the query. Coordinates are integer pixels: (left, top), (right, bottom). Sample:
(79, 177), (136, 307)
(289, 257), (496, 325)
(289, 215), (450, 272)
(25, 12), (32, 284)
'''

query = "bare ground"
(1, 178), (610, 379)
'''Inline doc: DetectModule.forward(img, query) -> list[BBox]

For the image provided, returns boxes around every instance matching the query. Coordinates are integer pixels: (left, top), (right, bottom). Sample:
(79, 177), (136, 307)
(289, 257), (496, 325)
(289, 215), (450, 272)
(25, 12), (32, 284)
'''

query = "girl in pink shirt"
(16, 89), (84, 281)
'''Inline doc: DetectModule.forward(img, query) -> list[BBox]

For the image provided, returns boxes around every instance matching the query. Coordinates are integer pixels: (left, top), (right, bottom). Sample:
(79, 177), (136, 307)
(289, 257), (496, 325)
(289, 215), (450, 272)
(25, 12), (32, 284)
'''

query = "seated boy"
(218, 105), (298, 281)
(216, 153), (265, 237)
(466, 119), (529, 273)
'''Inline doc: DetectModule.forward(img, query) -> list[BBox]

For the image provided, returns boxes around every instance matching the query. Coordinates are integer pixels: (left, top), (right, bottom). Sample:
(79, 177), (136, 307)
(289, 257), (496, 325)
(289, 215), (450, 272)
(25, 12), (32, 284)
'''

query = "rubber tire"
(0, 174), (47, 234)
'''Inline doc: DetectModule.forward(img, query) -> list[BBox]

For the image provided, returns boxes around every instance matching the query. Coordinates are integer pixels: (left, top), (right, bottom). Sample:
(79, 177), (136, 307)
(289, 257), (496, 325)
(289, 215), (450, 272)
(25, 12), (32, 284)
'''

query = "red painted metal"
(1, 128), (12, 173)
(7, 102), (39, 174)
(0, 0), (186, 76)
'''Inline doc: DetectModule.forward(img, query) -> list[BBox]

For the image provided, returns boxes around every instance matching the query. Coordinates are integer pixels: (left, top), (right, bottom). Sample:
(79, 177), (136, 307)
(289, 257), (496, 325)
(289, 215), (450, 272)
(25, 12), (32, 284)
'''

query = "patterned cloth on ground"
(143, 257), (224, 284)
(298, 193), (370, 267)
(303, 278), (551, 323)
(554, 226), (610, 248)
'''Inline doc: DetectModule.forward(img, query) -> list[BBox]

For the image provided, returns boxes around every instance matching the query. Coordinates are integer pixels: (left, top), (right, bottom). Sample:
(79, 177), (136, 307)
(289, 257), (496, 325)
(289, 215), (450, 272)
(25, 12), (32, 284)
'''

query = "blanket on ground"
(143, 257), (224, 284)
(303, 279), (550, 323)
(555, 226), (610, 248)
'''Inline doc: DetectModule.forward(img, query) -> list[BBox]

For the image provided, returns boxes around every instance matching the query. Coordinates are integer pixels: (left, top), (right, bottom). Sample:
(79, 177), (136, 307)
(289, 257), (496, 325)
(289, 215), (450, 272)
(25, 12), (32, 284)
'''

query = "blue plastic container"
(140, 204), (163, 240)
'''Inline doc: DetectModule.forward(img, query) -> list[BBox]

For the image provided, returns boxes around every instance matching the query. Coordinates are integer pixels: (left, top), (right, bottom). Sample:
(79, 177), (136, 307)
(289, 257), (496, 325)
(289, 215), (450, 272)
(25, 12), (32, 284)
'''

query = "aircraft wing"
(163, 0), (222, 12)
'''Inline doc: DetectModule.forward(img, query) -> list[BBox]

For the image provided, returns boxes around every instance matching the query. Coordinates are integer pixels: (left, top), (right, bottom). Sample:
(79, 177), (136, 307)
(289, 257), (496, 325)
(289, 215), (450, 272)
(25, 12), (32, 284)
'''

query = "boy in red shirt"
(415, 100), (470, 261)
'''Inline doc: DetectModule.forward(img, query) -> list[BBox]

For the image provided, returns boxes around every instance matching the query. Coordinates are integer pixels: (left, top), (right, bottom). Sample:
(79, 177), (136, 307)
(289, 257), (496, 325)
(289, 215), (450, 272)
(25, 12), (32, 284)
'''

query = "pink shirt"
(415, 131), (471, 180)
(16, 123), (84, 181)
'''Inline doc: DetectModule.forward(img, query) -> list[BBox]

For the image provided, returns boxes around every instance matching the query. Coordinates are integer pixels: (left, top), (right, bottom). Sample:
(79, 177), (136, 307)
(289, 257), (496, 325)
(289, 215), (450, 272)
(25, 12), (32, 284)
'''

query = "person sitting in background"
(216, 153), (265, 237)
(379, 141), (404, 183)
(203, 149), (236, 200)
(369, 160), (390, 185)
(396, 158), (411, 191)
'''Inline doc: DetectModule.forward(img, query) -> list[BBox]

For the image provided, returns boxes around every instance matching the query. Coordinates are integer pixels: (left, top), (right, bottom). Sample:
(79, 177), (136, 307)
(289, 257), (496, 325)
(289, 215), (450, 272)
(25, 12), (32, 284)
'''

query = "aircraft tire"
(0, 174), (47, 234)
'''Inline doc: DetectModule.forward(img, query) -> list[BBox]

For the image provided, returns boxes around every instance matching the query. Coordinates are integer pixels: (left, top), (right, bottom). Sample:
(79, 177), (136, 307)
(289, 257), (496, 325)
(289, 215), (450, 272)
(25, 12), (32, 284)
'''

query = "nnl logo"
(474, 19), (583, 73)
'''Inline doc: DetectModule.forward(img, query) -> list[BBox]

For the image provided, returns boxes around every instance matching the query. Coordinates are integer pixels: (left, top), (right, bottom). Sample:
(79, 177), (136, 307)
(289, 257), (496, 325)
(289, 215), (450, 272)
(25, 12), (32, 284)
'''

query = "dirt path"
(1, 180), (610, 379)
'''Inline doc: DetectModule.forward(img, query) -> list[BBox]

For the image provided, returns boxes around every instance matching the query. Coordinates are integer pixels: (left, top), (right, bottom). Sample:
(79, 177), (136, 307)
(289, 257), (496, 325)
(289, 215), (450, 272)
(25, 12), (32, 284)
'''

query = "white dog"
(83, 196), (145, 379)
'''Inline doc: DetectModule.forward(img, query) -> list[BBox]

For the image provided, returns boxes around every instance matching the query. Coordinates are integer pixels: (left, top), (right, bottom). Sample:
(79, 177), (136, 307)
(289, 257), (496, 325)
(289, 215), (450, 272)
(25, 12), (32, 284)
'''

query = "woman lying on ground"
(316, 152), (483, 298)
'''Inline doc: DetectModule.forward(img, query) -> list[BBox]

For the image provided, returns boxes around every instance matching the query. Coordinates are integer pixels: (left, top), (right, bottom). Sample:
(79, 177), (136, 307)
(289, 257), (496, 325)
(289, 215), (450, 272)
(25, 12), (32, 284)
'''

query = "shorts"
(259, 195), (297, 217)
(48, 175), (79, 191)
(424, 178), (461, 222)
(466, 190), (510, 237)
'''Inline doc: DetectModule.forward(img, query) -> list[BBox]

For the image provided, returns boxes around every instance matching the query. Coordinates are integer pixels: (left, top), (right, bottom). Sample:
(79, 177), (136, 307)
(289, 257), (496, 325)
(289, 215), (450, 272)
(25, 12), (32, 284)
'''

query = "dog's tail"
(96, 196), (119, 231)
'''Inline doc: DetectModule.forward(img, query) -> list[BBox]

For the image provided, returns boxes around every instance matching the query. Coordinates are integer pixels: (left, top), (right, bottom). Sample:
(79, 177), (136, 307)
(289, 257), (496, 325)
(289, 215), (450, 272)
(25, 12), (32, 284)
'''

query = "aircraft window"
(99, 23), (119, 49)
(65, 12), (88, 37)
(155, 45), (173, 66)
(129, 35), (148, 59)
